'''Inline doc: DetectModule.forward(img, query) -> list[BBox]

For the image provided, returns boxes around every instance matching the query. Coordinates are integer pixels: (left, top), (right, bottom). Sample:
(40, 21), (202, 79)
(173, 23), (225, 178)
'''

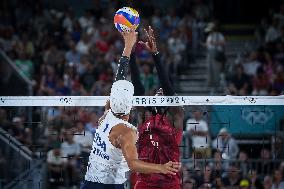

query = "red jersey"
(136, 114), (182, 188)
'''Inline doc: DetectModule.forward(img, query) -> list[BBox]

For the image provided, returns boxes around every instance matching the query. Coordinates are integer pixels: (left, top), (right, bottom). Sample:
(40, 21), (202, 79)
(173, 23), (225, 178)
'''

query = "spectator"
(265, 18), (281, 43)
(242, 52), (261, 77)
(61, 129), (81, 187)
(186, 107), (210, 159)
(257, 148), (274, 175)
(271, 67), (284, 95)
(43, 44), (64, 66)
(212, 128), (239, 160)
(73, 121), (93, 163)
(78, 10), (94, 30)
(271, 169), (284, 189)
(39, 65), (57, 95)
(8, 117), (25, 144)
(140, 63), (157, 95)
(76, 33), (90, 55)
(238, 151), (250, 178)
(228, 64), (250, 95)
(193, 0), (210, 22)
(167, 29), (186, 70)
(151, 9), (162, 30)
(183, 179), (194, 189)
(248, 169), (263, 189)
(209, 150), (224, 176)
(47, 142), (67, 187)
(252, 67), (270, 95)
(205, 22), (226, 88)
(85, 112), (99, 135)
(195, 165), (215, 189)
(272, 136), (284, 159)
(222, 164), (241, 189)
(65, 40), (81, 67)
(14, 49), (34, 79)
(165, 8), (180, 28)
(55, 78), (71, 96)
(263, 175), (273, 189)
(62, 9), (74, 33)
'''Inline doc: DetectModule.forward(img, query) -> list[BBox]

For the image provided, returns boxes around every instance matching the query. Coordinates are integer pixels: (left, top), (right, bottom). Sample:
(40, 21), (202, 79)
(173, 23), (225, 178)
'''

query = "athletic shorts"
(80, 180), (124, 189)
(134, 181), (181, 189)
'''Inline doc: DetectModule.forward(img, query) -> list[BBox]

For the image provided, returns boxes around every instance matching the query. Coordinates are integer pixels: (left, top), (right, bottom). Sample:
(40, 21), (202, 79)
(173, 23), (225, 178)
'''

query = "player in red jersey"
(130, 26), (184, 189)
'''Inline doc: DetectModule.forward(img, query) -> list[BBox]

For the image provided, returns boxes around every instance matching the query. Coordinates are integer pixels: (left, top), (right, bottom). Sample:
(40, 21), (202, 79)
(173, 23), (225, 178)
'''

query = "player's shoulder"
(115, 123), (138, 140)
(116, 122), (137, 133)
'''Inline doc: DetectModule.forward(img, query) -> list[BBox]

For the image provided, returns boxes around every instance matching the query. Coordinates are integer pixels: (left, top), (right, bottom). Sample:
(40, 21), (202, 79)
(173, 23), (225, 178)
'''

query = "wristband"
(153, 51), (159, 56)
(119, 56), (130, 63)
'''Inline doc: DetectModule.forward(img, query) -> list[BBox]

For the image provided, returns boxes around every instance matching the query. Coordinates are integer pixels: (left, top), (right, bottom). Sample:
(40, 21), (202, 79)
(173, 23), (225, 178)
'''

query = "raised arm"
(129, 53), (145, 96)
(115, 30), (138, 81)
(138, 26), (175, 96)
(139, 26), (184, 129)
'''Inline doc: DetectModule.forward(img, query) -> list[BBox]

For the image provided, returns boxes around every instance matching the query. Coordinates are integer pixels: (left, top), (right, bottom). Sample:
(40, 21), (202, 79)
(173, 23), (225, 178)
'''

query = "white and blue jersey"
(85, 110), (136, 184)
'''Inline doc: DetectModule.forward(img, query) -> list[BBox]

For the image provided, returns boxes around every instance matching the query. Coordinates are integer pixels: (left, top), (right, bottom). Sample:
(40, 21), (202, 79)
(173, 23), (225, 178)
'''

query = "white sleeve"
(61, 150), (68, 163)
(186, 119), (193, 131)
(206, 35), (212, 46)
(219, 33), (225, 42)
(76, 143), (81, 155)
(61, 143), (67, 155)
(46, 150), (53, 163)
(201, 121), (209, 132)
(212, 138), (217, 149)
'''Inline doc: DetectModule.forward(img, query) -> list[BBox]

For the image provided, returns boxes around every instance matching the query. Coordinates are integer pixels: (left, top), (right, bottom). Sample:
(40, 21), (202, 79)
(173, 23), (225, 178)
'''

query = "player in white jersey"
(81, 30), (181, 189)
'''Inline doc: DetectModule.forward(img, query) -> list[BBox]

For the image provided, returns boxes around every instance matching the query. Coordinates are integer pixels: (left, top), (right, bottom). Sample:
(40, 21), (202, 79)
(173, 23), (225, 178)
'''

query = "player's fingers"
(150, 36), (156, 43)
(138, 41), (151, 50)
(144, 28), (151, 41)
(166, 161), (180, 171)
(129, 28), (134, 32)
(149, 26), (155, 38)
(138, 41), (145, 44)
(166, 167), (179, 173)
(138, 41), (147, 46)
(171, 163), (181, 170)
(165, 170), (177, 175)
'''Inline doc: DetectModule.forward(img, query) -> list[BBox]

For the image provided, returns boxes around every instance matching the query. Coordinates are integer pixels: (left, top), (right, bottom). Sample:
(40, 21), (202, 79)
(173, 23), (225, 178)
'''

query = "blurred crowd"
(182, 108), (284, 189)
(0, 0), (213, 97)
(225, 4), (284, 96)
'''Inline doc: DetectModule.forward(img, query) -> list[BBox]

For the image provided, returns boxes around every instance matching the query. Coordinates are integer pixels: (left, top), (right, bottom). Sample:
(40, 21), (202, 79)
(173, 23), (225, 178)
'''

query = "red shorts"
(134, 181), (181, 189)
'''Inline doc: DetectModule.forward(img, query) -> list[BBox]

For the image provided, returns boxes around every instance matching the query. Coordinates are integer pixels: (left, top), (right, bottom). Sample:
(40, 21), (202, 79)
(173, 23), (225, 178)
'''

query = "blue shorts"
(80, 180), (124, 189)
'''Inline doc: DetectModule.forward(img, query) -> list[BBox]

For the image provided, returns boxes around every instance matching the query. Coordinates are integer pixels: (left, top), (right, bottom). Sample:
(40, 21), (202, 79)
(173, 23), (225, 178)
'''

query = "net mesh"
(0, 96), (284, 189)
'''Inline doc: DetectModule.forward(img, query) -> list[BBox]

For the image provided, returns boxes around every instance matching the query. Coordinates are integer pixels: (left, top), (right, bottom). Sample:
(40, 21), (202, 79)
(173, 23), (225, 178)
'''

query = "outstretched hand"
(159, 161), (181, 175)
(122, 29), (138, 57)
(138, 26), (158, 54)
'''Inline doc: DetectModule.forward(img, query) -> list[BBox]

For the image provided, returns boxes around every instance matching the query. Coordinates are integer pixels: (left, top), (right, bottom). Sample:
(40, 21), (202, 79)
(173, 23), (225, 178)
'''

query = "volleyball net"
(0, 95), (284, 188)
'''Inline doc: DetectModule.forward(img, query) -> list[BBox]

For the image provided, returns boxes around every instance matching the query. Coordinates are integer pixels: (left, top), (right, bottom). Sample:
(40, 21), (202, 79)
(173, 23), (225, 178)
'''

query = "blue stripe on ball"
(116, 24), (124, 32)
(115, 11), (137, 25)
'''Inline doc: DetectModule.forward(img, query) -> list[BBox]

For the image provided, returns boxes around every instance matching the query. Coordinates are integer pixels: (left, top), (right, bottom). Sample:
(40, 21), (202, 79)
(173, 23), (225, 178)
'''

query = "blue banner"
(210, 106), (284, 136)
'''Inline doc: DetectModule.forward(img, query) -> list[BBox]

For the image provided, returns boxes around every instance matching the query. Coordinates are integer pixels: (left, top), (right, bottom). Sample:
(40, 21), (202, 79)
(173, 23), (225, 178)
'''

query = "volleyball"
(114, 7), (140, 32)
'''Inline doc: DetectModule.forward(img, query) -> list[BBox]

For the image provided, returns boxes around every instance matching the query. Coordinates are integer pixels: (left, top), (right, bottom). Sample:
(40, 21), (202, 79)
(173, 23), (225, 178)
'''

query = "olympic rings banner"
(210, 105), (284, 136)
(0, 96), (284, 106)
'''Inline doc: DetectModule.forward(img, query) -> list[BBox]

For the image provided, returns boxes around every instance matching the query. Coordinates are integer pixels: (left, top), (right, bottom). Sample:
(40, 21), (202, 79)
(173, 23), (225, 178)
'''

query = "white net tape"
(0, 95), (284, 106)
